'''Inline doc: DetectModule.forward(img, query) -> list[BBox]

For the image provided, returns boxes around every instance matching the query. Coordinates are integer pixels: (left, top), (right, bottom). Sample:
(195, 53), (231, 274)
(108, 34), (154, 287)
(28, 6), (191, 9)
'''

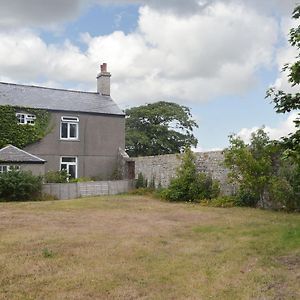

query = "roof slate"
(0, 82), (124, 116)
(0, 145), (46, 163)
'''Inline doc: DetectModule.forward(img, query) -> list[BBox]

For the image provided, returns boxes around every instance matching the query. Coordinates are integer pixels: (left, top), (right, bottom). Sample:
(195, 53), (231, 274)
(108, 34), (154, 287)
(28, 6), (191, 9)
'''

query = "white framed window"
(0, 165), (20, 173)
(60, 116), (79, 140)
(16, 113), (36, 125)
(60, 157), (77, 179)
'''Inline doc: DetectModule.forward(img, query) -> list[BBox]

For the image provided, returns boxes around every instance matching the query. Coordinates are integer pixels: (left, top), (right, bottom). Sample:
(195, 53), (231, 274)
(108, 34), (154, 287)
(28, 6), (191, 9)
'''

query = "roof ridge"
(0, 81), (100, 95)
(0, 144), (11, 153)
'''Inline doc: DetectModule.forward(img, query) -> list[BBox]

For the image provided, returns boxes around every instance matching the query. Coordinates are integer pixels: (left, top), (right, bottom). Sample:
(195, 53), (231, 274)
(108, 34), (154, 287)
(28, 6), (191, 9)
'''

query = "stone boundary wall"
(133, 151), (235, 195)
(43, 180), (134, 200)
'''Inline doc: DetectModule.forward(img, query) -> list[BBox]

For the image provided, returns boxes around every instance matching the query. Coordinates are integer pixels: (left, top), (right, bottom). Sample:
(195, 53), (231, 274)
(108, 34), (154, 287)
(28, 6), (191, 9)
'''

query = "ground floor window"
(0, 165), (20, 173)
(60, 157), (77, 179)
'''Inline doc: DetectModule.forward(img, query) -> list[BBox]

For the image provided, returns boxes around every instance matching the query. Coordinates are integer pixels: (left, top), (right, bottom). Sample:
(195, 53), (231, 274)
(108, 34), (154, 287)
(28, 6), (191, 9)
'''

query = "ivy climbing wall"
(0, 105), (51, 149)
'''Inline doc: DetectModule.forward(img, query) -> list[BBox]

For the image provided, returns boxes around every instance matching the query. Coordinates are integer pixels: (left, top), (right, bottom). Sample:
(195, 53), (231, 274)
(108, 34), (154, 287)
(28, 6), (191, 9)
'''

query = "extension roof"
(0, 145), (46, 164)
(0, 82), (124, 116)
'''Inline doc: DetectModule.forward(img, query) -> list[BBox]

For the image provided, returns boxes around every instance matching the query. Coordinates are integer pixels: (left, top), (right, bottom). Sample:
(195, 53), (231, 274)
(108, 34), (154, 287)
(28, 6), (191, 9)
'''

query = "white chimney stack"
(97, 63), (111, 96)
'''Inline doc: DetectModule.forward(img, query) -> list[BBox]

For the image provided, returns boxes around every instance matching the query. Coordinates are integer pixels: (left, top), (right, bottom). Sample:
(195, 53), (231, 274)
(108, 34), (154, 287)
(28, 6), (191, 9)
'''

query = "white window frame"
(60, 116), (79, 140)
(60, 156), (78, 179)
(0, 165), (20, 173)
(16, 113), (36, 125)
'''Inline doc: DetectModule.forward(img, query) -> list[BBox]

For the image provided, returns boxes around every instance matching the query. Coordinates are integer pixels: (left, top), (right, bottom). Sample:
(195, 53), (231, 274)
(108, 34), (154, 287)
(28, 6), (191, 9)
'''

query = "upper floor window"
(0, 165), (20, 173)
(60, 116), (79, 140)
(16, 113), (36, 125)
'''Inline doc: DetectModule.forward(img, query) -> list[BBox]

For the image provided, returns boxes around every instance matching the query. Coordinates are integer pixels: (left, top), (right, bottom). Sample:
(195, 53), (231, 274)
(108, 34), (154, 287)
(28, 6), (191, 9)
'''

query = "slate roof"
(0, 82), (124, 116)
(0, 145), (46, 163)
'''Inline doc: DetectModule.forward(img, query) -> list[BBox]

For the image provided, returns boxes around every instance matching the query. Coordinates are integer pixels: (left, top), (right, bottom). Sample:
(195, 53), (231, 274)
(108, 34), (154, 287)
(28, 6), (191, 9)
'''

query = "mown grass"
(0, 195), (299, 299)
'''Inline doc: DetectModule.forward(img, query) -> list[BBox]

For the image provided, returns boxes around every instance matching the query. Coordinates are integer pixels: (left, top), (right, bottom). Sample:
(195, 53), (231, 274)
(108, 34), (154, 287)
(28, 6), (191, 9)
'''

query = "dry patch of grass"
(0, 195), (299, 299)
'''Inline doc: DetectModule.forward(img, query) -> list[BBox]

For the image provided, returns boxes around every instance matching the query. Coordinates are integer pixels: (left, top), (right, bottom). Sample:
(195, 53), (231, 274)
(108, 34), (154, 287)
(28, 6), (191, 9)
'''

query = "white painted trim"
(60, 156), (78, 179)
(16, 112), (36, 125)
(60, 116), (79, 140)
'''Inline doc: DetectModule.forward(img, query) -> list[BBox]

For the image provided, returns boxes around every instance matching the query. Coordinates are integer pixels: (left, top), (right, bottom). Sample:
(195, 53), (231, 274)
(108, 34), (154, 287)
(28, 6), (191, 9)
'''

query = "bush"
(0, 170), (42, 201)
(211, 180), (221, 199)
(201, 196), (236, 208)
(44, 170), (68, 183)
(235, 189), (259, 207)
(110, 167), (122, 180)
(136, 172), (148, 189)
(269, 177), (298, 212)
(148, 176), (156, 190)
(69, 177), (92, 183)
(162, 148), (220, 202)
(127, 187), (154, 195)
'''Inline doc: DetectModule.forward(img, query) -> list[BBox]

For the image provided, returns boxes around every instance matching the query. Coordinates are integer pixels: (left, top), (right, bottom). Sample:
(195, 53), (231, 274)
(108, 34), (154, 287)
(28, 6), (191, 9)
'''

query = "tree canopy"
(125, 101), (198, 157)
(266, 5), (300, 164)
(224, 129), (277, 208)
(224, 128), (299, 210)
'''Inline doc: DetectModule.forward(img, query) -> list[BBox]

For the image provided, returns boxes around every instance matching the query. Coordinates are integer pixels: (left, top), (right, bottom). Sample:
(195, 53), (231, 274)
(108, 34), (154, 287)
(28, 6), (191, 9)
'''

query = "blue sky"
(0, 0), (298, 150)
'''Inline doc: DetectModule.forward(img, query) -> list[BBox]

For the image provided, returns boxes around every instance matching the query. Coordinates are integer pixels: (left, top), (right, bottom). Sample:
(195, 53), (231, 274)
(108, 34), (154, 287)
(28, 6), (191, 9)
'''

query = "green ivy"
(0, 105), (51, 149)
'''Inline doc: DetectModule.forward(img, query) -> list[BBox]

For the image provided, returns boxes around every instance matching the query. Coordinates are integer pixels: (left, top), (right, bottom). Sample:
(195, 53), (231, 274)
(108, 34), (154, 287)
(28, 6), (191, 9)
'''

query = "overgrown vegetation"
(224, 128), (300, 211)
(44, 170), (69, 183)
(161, 148), (220, 202)
(135, 172), (148, 189)
(0, 169), (42, 201)
(0, 105), (51, 148)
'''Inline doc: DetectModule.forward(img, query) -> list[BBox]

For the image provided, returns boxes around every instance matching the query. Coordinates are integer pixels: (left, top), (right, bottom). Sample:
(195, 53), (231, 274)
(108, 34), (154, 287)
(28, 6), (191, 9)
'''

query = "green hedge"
(0, 170), (43, 201)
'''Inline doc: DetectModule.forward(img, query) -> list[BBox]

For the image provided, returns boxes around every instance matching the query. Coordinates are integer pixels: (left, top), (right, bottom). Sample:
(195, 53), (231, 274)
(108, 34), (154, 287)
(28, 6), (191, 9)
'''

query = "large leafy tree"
(266, 5), (300, 164)
(125, 101), (198, 157)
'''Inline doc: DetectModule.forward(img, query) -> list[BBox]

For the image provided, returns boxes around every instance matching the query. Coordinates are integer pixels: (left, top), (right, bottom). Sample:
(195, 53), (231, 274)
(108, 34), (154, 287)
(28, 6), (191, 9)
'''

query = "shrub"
(235, 189), (259, 207)
(162, 148), (220, 202)
(149, 176), (156, 190)
(69, 177), (92, 183)
(0, 170), (42, 201)
(110, 167), (122, 180)
(269, 177), (297, 212)
(127, 187), (154, 195)
(201, 196), (236, 208)
(211, 180), (221, 199)
(44, 170), (68, 183)
(136, 172), (148, 189)
(91, 175), (104, 181)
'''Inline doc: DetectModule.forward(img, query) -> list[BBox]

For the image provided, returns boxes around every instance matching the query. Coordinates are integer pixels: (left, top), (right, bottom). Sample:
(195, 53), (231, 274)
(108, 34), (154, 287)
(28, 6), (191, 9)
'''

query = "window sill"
(59, 139), (80, 142)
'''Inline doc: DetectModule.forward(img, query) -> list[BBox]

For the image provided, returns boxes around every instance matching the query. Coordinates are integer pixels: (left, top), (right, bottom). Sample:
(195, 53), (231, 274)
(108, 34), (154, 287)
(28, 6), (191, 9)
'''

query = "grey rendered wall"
(133, 151), (235, 195)
(24, 112), (125, 179)
(21, 164), (45, 176)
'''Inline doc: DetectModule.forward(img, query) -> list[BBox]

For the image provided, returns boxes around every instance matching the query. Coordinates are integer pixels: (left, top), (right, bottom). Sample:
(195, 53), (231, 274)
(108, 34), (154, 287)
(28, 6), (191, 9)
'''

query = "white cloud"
(0, 2), (279, 106)
(237, 112), (298, 143)
(0, 0), (297, 30)
(192, 145), (223, 152)
(0, 0), (85, 29)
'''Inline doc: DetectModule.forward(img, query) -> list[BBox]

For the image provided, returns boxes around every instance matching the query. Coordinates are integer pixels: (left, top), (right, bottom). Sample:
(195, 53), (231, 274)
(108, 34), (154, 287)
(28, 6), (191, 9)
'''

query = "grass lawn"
(0, 196), (299, 299)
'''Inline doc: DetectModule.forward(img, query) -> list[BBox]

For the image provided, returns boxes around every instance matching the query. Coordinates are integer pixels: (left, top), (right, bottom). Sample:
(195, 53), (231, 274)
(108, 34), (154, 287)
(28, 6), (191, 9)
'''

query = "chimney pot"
(101, 63), (107, 73)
